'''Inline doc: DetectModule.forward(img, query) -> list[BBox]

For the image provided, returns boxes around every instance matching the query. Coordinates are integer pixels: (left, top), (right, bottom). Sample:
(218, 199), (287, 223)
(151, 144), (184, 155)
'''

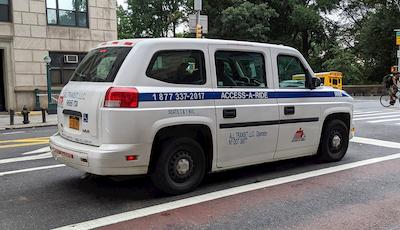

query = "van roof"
(95, 38), (297, 52)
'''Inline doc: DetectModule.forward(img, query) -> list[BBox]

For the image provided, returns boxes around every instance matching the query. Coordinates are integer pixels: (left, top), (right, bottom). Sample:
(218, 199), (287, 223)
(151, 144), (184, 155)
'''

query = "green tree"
(117, 0), (190, 38)
(338, 0), (400, 83)
(204, 0), (340, 61)
(266, 0), (340, 59)
(356, 7), (399, 82)
(117, 5), (134, 39)
(322, 48), (364, 84)
(219, 1), (278, 42)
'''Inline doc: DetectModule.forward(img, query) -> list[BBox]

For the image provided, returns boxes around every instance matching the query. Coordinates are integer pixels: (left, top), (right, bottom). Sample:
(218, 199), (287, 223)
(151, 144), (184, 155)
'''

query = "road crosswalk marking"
(22, 146), (50, 155)
(368, 118), (400, 123)
(0, 153), (52, 164)
(0, 164), (64, 176)
(354, 111), (400, 118)
(350, 137), (400, 149)
(354, 114), (400, 121)
(354, 110), (381, 115)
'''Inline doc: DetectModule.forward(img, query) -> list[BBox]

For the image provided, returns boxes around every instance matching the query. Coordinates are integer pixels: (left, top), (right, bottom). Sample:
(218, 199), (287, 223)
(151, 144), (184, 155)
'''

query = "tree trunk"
(173, 21), (176, 37)
(302, 30), (310, 59)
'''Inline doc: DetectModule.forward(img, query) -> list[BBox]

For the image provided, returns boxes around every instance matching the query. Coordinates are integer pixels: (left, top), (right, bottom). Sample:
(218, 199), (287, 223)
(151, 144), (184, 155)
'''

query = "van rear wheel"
(151, 137), (206, 195)
(317, 119), (349, 162)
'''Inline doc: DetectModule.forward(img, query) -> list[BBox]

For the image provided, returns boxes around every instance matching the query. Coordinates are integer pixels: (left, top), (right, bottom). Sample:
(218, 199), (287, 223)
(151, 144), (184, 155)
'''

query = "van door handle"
(223, 108), (236, 118)
(284, 106), (295, 115)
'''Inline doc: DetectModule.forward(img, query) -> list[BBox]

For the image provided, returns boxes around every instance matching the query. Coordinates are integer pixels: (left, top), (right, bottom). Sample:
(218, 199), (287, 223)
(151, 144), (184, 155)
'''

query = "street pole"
(396, 29), (400, 71)
(194, 0), (202, 38)
(196, 10), (199, 35)
(43, 56), (56, 114)
(46, 62), (52, 107)
(398, 47), (400, 70)
(397, 46), (400, 69)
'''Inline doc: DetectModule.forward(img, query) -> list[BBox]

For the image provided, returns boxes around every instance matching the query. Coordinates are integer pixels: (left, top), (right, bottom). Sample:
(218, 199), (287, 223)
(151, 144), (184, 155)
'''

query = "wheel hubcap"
(168, 151), (194, 183)
(332, 135), (341, 148)
(176, 159), (190, 175)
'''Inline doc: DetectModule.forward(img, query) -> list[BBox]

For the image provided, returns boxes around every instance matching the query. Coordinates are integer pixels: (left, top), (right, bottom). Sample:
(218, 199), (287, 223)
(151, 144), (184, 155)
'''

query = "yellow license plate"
(69, 116), (80, 130)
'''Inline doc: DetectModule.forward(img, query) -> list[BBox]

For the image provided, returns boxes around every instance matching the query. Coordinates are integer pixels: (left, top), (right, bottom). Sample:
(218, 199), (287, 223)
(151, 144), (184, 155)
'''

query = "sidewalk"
(0, 112), (57, 130)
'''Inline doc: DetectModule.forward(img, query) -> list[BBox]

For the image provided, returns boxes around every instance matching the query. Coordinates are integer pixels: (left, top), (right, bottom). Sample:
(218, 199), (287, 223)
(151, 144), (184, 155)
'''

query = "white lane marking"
(354, 114), (400, 121)
(354, 111), (400, 118)
(368, 118), (400, 123)
(354, 110), (382, 115)
(54, 153), (400, 230)
(1, 131), (26, 135)
(351, 137), (400, 149)
(22, 146), (50, 155)
(0, 164), (65, 176)
(0, 153), (52, 164)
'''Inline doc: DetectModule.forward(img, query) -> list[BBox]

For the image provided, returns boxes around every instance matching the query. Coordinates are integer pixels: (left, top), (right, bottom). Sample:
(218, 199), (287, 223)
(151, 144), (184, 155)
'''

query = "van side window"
(146, 50), (206, 85)
(277, 55), (309, 88)
(215, 51), (266, 88)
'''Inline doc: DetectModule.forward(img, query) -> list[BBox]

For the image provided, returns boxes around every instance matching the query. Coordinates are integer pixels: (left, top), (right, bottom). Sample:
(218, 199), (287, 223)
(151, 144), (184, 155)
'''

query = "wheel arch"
(321, 112), (351, 136)
(148, 122), (214, 174)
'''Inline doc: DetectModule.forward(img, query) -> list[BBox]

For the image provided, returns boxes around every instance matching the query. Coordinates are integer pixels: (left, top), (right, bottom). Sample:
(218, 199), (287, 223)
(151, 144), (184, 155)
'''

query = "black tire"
(317, 119), (349, 162)
(380, 94), (392, 107)
(150, 137), (206, 195)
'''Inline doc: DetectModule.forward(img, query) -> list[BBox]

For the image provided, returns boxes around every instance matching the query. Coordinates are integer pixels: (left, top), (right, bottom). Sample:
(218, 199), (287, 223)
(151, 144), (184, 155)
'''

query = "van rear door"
(58, 47), (132, 146)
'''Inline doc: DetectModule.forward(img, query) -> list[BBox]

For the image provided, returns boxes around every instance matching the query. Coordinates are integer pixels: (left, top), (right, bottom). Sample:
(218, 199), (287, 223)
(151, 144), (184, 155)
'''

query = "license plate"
(69, 116), (80, 130)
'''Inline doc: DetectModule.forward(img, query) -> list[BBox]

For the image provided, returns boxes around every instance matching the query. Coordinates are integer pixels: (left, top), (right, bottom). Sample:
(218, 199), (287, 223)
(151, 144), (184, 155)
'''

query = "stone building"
(0, 0), (117, 111)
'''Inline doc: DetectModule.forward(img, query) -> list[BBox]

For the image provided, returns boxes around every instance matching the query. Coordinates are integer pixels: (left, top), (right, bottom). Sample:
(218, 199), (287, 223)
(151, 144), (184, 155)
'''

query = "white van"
(50, 38), (354, 194)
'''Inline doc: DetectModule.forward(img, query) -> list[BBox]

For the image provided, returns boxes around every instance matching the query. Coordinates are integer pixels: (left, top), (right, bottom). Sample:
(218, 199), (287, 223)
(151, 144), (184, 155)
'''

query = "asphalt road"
(1, 98), (400, 230)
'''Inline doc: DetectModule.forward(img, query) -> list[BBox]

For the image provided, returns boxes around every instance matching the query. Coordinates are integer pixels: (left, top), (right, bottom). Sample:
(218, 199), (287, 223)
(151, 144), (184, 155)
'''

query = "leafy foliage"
(118, 0), (190, 38)
(117, 0), (400, 84)
(219, 1), (278, 42)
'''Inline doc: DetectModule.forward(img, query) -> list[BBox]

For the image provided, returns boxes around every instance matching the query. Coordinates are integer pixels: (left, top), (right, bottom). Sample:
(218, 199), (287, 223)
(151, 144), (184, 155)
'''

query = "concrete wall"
(0, 0), (117, 111)
(343, 85), (386, 96)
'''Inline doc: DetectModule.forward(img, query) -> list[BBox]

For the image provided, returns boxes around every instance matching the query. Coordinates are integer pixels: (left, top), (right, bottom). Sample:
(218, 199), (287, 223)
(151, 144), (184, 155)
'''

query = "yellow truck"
(292, 71), (343, 90)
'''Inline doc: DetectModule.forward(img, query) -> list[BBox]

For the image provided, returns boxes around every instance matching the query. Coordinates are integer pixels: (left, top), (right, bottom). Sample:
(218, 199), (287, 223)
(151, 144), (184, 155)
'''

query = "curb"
(1, 122), (57, 130)
(15, 111), (44, 116)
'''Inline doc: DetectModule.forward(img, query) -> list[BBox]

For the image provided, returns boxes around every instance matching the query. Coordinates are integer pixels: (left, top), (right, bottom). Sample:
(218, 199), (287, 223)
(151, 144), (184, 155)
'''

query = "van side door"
(271, 49), (322, 160)
(209, 45), (279, 168)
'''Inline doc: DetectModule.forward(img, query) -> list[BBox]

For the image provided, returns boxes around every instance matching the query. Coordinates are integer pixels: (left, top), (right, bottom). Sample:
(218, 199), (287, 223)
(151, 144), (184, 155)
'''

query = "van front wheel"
(151, 137), (206, 195)
(318, 119), (349, 162)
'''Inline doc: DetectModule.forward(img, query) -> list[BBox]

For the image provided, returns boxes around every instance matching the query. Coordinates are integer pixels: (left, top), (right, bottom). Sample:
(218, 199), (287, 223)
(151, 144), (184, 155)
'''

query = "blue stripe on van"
(139, 91), (349, 102)
(268, 91), (336, 98)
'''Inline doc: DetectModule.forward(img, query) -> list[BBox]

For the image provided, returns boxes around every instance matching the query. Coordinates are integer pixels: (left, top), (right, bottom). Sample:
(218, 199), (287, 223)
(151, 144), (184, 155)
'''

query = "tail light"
(104, 87), (139, 108)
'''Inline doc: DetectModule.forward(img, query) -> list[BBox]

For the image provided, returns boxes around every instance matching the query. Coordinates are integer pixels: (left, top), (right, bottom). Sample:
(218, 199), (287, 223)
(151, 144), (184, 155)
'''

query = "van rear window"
(70, 47), (131, 82)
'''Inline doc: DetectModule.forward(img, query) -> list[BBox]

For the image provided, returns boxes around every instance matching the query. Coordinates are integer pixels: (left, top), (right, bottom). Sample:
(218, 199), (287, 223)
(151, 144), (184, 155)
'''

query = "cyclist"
(387, 72), (400, 105)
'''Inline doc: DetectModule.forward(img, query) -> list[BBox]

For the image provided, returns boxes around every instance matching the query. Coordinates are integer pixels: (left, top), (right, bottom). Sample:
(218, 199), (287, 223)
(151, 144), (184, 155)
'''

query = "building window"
(49, 52), (87, 86)
(0, 0), (10, 22)
(46, 0), (88, 27)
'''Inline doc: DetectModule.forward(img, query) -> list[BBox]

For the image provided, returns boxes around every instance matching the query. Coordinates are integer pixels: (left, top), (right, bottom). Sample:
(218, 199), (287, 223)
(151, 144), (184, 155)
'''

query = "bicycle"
(380, 89), (400, 107)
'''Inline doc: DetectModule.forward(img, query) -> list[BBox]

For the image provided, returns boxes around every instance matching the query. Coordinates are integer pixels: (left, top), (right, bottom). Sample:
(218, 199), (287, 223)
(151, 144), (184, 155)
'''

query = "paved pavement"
(0, 113), (57, 130)
(1, 98), (400, 229)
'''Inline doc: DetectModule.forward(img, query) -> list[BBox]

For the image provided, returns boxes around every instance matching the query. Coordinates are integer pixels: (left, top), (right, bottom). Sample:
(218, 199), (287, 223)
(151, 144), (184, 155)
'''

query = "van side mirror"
(311, 77), (321, 89)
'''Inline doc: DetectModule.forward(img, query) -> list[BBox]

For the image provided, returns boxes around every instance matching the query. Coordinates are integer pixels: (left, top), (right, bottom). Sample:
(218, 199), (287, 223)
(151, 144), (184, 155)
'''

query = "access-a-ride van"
(49, 38), (354, 194)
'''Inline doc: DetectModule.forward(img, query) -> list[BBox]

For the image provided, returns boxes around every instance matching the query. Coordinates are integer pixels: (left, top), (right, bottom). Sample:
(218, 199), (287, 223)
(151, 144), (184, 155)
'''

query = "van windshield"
(70, 47), (131, 82)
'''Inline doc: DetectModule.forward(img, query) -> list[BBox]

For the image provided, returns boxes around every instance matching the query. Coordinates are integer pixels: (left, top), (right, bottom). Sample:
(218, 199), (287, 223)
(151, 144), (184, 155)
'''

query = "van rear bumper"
(49, 133), (150, 176)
